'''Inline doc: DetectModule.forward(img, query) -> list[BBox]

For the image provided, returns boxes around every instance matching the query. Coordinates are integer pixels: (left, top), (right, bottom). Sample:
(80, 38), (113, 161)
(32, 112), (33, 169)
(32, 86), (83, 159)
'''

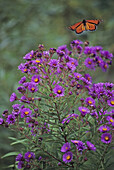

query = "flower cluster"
(0, 40), (113, 169)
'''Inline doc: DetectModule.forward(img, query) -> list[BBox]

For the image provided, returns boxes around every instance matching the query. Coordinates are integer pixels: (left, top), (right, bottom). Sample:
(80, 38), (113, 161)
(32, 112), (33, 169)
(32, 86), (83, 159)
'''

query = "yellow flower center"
(104, 64), (107, 68)
(105, 136), (109, 141)
(82, 109), (86, 112)
(77, 75), (80, 78)
(88, 61), (92, 65)
(25, 111), (29, 115)
(110, 118), (113, 123)
(65, 147), (68, 150)
(24, 68), (27, 72)
(71, 62), (74, 65)
(31, 87), (35, 91)
(88, 100), (92, 104)
(36, 60), (41, 63)
(110, 100), (114, 105)
(57, 90), (62, 94)
(34, 78), (39, 83)
(66, 155), (71, 160)
(28, 154), (31, 158)
(103, 128), (107, 131)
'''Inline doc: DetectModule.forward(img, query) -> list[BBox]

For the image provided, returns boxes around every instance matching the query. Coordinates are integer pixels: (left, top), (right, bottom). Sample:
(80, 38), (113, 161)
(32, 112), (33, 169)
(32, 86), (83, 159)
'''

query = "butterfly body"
(69, 19), (102, 34)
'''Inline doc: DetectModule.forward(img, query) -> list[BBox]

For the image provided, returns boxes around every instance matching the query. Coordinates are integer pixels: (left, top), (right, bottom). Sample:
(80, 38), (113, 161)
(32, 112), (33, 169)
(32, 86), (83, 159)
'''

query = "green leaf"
(1, 152), (20, 159)
(10, 139), (28, 145)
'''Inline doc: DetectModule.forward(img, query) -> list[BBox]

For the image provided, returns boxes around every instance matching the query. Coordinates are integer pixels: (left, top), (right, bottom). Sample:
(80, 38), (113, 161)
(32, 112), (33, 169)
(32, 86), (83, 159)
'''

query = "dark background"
(0, 0), (114, 169)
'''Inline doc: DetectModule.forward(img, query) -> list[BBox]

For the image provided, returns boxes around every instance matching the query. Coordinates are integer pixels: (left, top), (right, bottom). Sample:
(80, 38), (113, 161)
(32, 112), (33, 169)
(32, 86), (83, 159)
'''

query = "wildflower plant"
(0, 39), (114, 169)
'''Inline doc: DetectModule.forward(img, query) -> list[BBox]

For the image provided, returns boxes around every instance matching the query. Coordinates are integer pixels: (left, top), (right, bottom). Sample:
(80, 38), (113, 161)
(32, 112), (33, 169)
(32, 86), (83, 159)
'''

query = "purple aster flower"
(85, 97), (95, 107)
(98, 125), (110, 132)
(61, 142), (71, 152)
(24, 151), (35, 162)
(17, 161), (24, 169)
(106, 116), (114, 126)
(78, 106), (90, 116)
(100, 61), (109, 72)
(101, 133), (112, 144)
(6, 114), (15, 124)
(53, 85), (64, 97)
(10, 93), (17, 102)
(19, 76), (26, 84)
(12, 104), (20, 116)
(84, 58), (96, 70)
(105, 82), (114, 90)
(48, 59), (59, 68)
(101, 50), (113, 60)
(94, 46), (103, 52)
(16, 153), (24, 161)
(84, 46), (94, 55)
(107, 98), (114, 107)
(70, 40), (83, 48)
(71, 140), (86, 152)
(43, 51), (49, 58)
(76, 45), (83, 54)
(66, 58), (78, 71)
(23, 50), (34, 60)
(62, 151), (73, 163)
(84, 74), (92, 82)
(21, 108), (32, 118)
(32, 58), (42, 65)
(74, 72), (82, 80)
(86, 141), (96, 151)
(18, 63), (28, 73)
(29, 66), (39, 74)
(0, 118), (4, 125)
(17, 86), (26, 94)
(31, 75), (40, 84)
(28, 83), (38, 93)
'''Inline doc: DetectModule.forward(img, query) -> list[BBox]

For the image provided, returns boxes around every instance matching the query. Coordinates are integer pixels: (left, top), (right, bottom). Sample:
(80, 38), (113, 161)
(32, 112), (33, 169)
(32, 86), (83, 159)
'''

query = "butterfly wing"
(68, 21), (85, 34)
(86, 19), (102, 25)
(85, 22), (96, 31)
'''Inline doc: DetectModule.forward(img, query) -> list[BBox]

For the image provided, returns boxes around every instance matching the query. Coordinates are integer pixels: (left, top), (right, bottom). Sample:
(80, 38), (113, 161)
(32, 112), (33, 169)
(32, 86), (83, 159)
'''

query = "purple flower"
(53, 85), (64, 97)
(84, 57), (96, 70)
(70, 40), (83, 48)
(12, 104), (20, 116)
(84, 46), (94, 55)
(23, 50), (34, 60)
(85, 97), (95, 107)
(74, 72), (82, 80)
(21, 108), (32, 118)
(71, 140), (86, 152)
(84, 74), (92, 82)
(78, 106), (90, 116)
(29, 66), (39, 74)
(17, 86), (26, 94)
(107, 98), (114, 107)
(31, 75), (40, 84)
(10, 93), (17, 102)
(17, 161), (24, 169)
(66, 58), (78, 71)
(16, 153), (23, 161)
(19, 76), (26, 84)
(62, 151), (73, 163)
(86, 141), (96, 151)
(48, 59), (58, 68)
(28, 83), (38, 93)
(61, 142), (71, 152)
(101, 133), (112, 144)
(24, 151), (35, 162)
(98, 125), (111, 132)
(6, 114), (15, 124)
(106, 116), (114, 126)
(0, 118), (4, 125)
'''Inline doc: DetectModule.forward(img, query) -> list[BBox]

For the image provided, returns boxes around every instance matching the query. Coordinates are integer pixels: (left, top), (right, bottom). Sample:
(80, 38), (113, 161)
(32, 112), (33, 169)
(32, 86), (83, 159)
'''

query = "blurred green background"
(0, 0), (114, 169)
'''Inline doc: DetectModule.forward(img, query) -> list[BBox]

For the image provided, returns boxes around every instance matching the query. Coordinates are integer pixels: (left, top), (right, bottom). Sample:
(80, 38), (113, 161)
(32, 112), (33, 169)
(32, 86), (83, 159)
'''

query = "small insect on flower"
(68, 19), (102, 34)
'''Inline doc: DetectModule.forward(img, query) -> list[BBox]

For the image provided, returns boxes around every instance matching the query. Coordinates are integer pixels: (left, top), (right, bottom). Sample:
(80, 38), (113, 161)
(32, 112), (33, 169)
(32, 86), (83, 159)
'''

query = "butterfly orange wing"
(68, 21), (85, 34)
(85, 22), (96, 31)
(86, 19), (102, 25)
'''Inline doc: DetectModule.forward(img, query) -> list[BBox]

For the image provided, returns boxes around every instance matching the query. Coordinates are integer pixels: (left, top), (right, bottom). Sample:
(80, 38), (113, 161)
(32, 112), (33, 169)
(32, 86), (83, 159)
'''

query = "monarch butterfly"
(68, 19), (102, 34)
